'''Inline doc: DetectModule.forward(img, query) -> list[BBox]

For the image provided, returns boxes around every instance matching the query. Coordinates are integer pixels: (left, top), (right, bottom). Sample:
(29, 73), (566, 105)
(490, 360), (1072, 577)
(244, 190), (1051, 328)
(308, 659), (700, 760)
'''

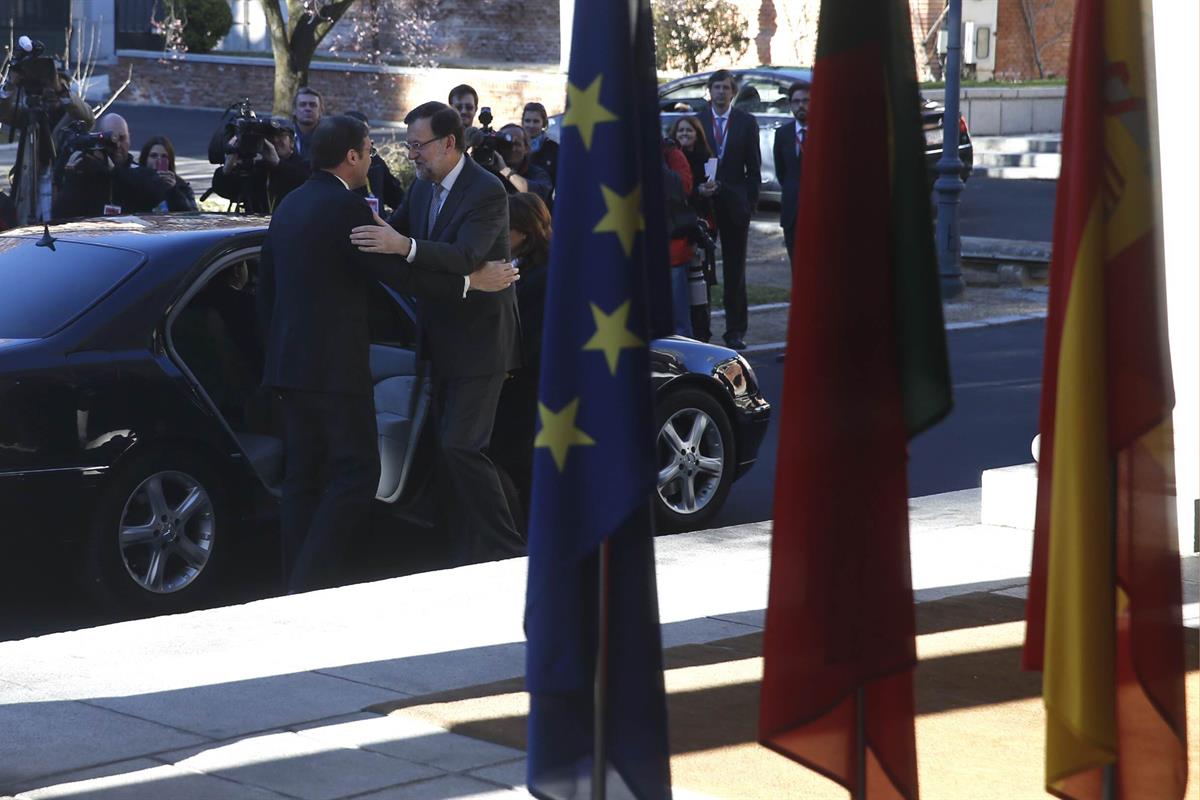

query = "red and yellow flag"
(1022, 1), (1188, 797)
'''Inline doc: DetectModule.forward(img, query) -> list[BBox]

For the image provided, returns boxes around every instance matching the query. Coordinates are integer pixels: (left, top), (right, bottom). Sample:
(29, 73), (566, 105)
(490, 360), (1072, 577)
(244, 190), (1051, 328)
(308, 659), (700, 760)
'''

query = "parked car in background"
(548, 65), (974, 206)
(0, 215), (770, 612)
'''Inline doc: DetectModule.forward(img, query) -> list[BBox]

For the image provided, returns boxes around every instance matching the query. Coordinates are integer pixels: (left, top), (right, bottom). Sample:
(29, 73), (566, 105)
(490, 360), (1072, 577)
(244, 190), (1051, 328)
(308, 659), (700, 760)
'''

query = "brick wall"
(995, 0), (1075, 80)
(321, 0), (560, 66)
(117, 52), (567, 127)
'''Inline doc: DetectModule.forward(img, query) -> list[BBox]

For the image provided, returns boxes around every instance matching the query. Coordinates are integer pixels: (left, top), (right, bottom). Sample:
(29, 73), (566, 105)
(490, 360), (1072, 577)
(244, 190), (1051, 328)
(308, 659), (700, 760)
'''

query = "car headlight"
(715, 355), (757, 398)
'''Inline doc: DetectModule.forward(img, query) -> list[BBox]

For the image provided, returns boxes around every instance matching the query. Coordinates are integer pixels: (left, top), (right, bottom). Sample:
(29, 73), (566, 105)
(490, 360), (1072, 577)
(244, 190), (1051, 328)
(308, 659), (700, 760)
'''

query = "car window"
(660, 80), (708, 113)
(736, 79), (791, 115)
(0, 237), (146, 339)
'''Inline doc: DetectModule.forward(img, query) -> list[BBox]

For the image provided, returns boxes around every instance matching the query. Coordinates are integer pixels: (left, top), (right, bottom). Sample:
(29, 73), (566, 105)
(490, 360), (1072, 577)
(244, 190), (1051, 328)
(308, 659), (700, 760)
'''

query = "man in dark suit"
(697, 69), (762, 351)
(349, 101), (524, 564)
(259, 114), (517, 593)
(773, 81), (809, 264)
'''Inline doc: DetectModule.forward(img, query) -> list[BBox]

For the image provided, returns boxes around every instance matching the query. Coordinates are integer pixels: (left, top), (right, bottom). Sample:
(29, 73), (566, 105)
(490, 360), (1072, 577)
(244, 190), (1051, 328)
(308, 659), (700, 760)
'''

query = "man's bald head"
(98, 113), (131, 161)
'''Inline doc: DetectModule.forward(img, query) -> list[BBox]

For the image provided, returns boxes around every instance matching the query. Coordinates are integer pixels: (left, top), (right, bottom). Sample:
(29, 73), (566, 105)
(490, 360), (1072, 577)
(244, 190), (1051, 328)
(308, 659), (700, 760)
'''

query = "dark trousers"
(278, 389), (379, 593)
(433, 373), (524, 563)
(783, 223), (796, 266)
(715, 210), (750, 339)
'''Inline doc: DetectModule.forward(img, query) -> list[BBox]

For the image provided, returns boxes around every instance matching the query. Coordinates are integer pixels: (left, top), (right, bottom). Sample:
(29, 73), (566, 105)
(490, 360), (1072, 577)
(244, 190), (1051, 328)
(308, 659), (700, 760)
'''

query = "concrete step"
(974, 151), (1062, 169)
(972, 164), (1061, 180)
(980, 462), (1039, 530)
(971, 134), (1063, 154)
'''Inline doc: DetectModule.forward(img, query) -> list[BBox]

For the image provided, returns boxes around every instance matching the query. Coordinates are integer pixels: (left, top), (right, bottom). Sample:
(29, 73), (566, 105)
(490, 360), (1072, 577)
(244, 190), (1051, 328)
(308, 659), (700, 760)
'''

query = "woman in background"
(138, 136), (197, 212)
(490, 192), (553, 524)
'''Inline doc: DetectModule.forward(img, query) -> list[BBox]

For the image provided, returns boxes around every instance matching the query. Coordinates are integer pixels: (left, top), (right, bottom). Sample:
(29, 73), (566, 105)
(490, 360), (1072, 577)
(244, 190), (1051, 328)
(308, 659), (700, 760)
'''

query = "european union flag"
(524, 0), (672, 798)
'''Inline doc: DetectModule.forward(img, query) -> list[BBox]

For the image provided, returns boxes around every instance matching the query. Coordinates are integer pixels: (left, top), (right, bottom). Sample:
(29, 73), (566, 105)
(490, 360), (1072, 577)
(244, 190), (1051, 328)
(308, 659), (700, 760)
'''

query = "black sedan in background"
(549, 65), (974, 204)
(0, 216), (770, 611)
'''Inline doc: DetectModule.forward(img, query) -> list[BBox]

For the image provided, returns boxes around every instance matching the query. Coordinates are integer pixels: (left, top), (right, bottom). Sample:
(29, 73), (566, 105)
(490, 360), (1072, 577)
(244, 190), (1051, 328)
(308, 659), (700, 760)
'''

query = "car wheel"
(654, 388), (735, 531)
(84, 449), (229, 611)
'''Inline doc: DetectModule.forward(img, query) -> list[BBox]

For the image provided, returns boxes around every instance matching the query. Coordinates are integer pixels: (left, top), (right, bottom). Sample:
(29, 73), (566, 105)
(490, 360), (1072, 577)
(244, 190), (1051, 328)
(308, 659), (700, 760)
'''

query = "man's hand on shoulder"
(468, 259), (519, 292)
(350, 210), (412, 256)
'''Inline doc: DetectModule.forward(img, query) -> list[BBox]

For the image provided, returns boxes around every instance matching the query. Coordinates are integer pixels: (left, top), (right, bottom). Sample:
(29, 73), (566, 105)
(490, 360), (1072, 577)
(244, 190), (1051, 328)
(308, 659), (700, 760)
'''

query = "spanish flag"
(1022, 1), (1189, 798)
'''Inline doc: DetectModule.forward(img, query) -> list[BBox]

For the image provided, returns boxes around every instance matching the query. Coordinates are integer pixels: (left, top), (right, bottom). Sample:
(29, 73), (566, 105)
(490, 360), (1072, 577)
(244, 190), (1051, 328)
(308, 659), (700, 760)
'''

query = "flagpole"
(593, 538), (611, 800)
(854, 686), (866, 800)
(1102, 460), (1117, 800)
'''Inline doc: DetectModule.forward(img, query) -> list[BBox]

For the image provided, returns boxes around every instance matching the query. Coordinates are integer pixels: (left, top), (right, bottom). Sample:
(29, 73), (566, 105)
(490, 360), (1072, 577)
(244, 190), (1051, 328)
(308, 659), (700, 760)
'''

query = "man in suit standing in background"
(350, 101), (524, 564)
(260, 114), (517, 593)
(773, 81), (809, 264)
(698, 69), (762, 352)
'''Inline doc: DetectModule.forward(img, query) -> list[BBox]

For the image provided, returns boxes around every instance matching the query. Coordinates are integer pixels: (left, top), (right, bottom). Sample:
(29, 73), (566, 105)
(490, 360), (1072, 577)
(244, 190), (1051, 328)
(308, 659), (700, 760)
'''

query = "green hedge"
(174, 0), (233, 54)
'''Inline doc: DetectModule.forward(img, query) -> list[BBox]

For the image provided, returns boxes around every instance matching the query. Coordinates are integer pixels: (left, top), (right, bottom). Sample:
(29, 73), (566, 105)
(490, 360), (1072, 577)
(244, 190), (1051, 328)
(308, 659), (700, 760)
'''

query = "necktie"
(427, 184), (444, 237)
(714, 116), (727, 156)
(797, 125), (806, 156)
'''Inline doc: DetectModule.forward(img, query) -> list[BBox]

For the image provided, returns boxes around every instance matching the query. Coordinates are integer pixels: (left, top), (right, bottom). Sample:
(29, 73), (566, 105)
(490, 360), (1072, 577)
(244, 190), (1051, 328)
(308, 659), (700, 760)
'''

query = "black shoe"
(724, 336), (747, 351)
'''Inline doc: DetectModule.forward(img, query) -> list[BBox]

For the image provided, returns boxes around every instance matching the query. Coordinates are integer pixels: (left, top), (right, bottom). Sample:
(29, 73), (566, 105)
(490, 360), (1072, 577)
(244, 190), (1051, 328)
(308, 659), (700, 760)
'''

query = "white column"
(71, 0), (116, 63)
(560, 0), (574, 73)
(1151, 0), (1199, 553)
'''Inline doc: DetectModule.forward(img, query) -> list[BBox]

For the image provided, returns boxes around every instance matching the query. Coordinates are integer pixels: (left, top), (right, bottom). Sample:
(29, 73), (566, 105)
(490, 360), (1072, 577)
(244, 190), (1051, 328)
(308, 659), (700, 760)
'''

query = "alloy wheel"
(657, 407), (725, 515)
(117, 470), (216, 594)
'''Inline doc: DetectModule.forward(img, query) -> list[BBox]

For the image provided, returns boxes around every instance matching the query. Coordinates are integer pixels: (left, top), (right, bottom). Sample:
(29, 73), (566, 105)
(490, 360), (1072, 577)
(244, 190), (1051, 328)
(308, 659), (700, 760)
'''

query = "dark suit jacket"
(258, 170), (465, 396)
(698, 105), (762, 220)
(387, 155), (520, 379)
(773, 120), (804, 230)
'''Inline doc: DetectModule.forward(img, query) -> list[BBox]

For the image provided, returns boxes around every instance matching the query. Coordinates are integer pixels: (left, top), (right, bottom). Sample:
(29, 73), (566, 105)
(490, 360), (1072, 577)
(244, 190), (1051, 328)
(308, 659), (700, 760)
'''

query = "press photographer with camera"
(0, 35), (93, 224)
(51, 113), (170, 220)
(139, 136), (198, 212)
(209, 104), (309, 214)
(468, 110), (551, 204)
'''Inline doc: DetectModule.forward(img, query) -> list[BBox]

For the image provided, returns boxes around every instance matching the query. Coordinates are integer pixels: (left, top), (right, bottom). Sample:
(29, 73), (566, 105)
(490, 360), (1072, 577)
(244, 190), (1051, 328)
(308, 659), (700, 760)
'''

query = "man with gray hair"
(52, 113), (169, 219)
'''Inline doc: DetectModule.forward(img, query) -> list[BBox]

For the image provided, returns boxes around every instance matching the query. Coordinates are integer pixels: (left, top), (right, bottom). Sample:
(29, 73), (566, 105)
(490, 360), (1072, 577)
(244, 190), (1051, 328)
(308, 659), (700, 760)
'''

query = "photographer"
(52, 114), (169, 219)
(210, 118), (309, 214)
(493, 124), (552, 204)
(345, 110), (404, 215)
(139, 136), (198, 212)
(0, 35), (93, 224)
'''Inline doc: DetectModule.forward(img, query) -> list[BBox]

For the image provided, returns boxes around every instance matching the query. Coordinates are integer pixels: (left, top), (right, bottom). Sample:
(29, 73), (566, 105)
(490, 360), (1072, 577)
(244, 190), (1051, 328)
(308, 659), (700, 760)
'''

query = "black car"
(658, 66), (974, 203)
(549, 65), (974, 204)
(0, 215), (770, 610)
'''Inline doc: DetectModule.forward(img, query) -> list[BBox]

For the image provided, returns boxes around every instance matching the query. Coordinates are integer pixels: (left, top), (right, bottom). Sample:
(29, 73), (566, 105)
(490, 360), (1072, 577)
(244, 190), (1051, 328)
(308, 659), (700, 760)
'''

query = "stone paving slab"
(290, 713), (524, 773)
(11, 759), (292, 800)
(155, 730), (441, 800)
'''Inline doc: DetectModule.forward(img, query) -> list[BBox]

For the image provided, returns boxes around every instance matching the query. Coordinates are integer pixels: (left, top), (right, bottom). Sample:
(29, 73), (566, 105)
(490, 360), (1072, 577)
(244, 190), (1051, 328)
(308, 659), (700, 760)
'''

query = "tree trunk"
(258, 0), (359, 116)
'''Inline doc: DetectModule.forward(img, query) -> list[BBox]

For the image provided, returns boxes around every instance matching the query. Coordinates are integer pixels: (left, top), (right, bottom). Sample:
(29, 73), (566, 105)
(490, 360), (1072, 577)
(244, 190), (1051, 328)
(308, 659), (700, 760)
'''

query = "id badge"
(103, 204), (123, 216)
(365, 194), (380, 216)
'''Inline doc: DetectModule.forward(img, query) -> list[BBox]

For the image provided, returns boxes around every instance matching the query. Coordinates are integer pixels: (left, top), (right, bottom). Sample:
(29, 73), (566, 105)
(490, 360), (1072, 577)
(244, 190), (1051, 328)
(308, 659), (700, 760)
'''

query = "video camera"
(60, 119), (119, 170)
(470, 107), (514, 172)
(5, 37), (63, 97)
(208, 99), (283, 172)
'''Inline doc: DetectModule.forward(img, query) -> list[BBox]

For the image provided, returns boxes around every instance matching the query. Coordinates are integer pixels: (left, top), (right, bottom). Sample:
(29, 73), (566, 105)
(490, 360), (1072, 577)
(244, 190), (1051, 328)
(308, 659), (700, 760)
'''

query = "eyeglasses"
(369, 146), (378, 158)
(401, 135), (446, 156)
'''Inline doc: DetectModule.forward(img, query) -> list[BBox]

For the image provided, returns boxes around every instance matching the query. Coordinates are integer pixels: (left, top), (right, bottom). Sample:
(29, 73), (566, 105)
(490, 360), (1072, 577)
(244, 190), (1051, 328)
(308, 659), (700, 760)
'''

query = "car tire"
(83, 448), (230, 612)
(654, 387), (736, 532)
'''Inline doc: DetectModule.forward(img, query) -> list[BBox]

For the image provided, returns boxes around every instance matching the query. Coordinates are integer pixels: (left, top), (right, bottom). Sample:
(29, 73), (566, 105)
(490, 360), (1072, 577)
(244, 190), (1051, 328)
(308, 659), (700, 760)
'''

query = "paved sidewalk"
(3, 488), (1191, 799)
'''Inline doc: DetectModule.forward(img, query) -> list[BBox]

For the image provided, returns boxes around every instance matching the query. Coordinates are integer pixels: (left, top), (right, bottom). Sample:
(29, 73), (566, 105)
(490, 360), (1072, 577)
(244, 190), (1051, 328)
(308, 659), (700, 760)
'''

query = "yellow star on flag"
(562, 75), (618, 150)
(582, 301), (643, 375)
(534, 398), (596, 472)
(593, 184), (644, 257)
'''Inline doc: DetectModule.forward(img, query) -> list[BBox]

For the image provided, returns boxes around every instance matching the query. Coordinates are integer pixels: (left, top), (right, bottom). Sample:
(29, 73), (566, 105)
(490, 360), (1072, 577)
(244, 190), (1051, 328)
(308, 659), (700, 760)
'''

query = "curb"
(742, 310), (1048, 356)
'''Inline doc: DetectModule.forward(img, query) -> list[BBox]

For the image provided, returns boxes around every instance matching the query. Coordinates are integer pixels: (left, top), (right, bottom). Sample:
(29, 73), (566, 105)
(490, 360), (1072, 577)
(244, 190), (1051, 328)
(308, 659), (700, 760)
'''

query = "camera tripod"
(7, 88), (57, 225)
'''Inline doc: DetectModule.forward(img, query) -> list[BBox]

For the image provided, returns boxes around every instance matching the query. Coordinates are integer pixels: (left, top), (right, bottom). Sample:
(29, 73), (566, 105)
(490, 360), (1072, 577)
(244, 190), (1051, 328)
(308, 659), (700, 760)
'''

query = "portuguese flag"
(757, 0), (951, 797)
(1021, 1), (1188, 797)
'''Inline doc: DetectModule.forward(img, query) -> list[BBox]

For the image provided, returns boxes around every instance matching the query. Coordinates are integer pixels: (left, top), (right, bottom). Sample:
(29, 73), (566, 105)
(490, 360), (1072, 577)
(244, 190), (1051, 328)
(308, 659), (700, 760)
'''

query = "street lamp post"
(935, 0), (966, 299)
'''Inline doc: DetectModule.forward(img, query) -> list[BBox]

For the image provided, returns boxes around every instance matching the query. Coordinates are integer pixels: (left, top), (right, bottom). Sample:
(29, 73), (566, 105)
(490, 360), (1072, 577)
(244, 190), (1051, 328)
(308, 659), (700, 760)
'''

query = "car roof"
(1, 214), (269, 260)
(660, 66), (813, 92)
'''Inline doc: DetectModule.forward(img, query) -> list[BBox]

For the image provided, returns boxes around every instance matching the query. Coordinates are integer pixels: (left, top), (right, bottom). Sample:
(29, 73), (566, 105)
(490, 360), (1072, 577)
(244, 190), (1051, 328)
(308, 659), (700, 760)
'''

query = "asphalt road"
(707, 318), (1045, 529)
